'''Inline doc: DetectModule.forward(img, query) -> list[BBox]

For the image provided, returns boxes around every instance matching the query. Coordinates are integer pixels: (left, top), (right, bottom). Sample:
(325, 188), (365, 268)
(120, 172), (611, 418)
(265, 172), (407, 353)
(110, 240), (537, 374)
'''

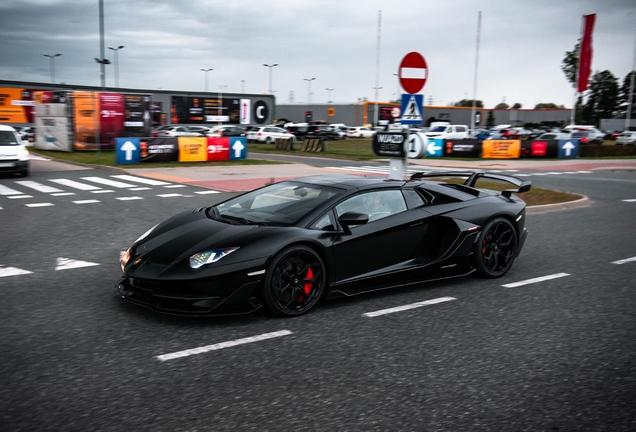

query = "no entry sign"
(399, 52), (428, 94)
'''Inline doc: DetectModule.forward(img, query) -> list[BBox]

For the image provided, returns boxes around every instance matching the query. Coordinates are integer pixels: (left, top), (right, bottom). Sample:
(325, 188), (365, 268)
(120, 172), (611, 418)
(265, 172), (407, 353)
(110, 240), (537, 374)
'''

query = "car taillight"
(258, 132), (262, 136)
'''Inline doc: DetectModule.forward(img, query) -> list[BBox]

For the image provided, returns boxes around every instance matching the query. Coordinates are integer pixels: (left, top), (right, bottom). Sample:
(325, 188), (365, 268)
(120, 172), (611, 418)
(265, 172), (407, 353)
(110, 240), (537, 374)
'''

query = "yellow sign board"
(482, 140), (521, 159)
(178, 137), (208, 162)
(327, 107), (335, 117)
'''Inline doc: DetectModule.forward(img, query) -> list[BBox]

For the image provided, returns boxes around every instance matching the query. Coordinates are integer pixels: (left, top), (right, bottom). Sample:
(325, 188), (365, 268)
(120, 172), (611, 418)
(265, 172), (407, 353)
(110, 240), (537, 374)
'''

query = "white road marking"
(73, 199), (101, 204)
(116, 196), (143, 201)
(363, 296), (456, 317)
(0, 184), (23, 195)
(0, 266), (33, 277)
(55, 257), (100, 270)
(8, 195), (32, 199)
(156, 330), (293, 362)
(91, 190), (114, 194)
(622, 199), (636, 202)
(15, 180), (64, 194)
(49, 178), (101, 191)
(81, 176), (136, 188)
(502, 272), (570, 288)
(195, 190), (221, 194)
(611, 256), (636, 265)
(111, 175), (171, 186)
(164, 184), (187, 188)
(51, 192), (75, 196)
(25, 203), (54, 207)
(130, 187), (151, 191)
(157, 193), (183, 198)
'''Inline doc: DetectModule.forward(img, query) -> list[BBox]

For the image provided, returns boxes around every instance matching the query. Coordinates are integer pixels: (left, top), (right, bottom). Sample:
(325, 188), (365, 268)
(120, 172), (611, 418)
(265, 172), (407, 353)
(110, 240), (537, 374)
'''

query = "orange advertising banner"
(178, 137), (208, 162)
(0, 88), (34, 123)
(482, 140), (521, 159)
(73, 91), (99, 150)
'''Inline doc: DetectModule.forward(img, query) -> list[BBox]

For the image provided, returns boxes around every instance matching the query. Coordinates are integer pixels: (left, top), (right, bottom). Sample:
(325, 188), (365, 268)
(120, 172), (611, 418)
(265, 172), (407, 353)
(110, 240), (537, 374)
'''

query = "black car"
(117, 172), (531, 317)
(306, 125), (345, 140)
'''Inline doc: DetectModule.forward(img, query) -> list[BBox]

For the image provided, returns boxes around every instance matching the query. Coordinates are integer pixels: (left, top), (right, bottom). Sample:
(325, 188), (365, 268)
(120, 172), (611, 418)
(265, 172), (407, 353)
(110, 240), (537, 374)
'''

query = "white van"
(425, 124), (470, 140)
(0, 125), (30, 177)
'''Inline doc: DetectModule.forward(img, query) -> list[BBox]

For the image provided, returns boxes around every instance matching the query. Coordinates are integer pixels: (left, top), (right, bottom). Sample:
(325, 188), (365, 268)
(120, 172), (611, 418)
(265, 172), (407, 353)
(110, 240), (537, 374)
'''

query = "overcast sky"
(1, 0), (634, 109)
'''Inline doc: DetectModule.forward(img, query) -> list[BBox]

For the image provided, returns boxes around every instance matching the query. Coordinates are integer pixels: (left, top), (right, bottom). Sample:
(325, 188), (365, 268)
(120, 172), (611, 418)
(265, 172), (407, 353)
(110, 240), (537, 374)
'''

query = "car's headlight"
(18, 148), (29, 160)
(190, 247), (239, 269)
(120, 247), (132, 271)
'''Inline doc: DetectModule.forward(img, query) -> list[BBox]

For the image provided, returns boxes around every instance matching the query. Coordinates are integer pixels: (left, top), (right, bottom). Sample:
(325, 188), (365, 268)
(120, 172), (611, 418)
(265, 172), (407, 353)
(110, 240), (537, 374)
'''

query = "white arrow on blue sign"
(116, 138), (140, 164)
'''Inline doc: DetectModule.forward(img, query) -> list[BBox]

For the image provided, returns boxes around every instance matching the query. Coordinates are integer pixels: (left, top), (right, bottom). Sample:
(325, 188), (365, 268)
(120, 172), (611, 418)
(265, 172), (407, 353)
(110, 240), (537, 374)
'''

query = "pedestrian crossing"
(0, 174), (221, 210)
(326, 165), (594, 177)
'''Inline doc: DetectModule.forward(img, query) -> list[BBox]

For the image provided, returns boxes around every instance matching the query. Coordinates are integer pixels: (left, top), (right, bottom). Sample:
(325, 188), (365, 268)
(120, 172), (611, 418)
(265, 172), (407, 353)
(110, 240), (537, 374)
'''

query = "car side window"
(335, 190), (407, 223)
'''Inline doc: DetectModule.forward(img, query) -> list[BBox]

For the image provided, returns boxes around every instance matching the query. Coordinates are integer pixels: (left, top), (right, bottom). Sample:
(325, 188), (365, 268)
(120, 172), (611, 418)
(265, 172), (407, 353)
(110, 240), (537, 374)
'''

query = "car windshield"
(214, 181), (342, 226)
(429, 126), (447, 132)
(0, 131), (20, 146)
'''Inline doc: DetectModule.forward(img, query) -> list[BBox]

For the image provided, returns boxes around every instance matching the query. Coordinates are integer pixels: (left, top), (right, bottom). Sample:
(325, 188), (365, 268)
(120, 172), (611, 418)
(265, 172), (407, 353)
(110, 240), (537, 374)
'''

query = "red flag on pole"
(577, 14), (596, 92)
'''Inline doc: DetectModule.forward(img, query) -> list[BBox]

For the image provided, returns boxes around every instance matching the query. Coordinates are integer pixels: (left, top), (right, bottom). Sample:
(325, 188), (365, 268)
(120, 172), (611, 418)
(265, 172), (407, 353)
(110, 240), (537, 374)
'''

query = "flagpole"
(625, 30), (636, 130)
(571, 15), (584, 126)
(471, 11), (482, 132)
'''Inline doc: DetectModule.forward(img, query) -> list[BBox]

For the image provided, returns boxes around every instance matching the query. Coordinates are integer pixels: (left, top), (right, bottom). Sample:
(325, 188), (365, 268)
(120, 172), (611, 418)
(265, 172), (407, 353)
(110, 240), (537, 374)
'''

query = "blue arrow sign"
(116, 138), (140, 164)
(426, 138), (443, 157)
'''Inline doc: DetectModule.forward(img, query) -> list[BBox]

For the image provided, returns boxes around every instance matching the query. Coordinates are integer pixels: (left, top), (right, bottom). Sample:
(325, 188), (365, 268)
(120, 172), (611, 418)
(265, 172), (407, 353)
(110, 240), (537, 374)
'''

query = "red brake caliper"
(297, 266), (314, 303)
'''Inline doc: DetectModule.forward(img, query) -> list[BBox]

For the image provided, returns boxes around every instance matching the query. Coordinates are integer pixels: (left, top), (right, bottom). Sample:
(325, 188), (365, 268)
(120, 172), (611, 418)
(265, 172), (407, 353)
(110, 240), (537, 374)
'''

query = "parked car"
(206, 125), (247, 138)
(247, 126), (296, 144)
(157, 126), (204, 137)
(306, 125), (346, 140)
(425, 124), (470, 140)
(570, 130), (603, 145)
(346, 127), (376, 138)
(535, 132), (572, 140)
(16, 126), (36, 143)
(117, 171), (531, 317)
(188, 126), (213, 136)
(0, 125), (30, 177)
(286, 124), (310, 140)
(616, 131), (636, 145)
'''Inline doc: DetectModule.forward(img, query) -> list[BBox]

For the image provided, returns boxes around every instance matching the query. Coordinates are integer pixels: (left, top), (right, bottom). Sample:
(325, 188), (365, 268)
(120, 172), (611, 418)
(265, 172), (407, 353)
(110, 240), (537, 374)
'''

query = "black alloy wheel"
(474, 217), (518, 278)
(263, 245), (326, 317)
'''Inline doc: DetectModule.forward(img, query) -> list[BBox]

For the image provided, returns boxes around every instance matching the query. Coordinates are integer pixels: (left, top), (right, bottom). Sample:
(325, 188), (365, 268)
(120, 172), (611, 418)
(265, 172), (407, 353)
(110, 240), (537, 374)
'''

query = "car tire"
(473, 217), (518, 278)
(21, 169), (29, 177)
(265, 137), (273, 144)
(262, 245), (326, 317)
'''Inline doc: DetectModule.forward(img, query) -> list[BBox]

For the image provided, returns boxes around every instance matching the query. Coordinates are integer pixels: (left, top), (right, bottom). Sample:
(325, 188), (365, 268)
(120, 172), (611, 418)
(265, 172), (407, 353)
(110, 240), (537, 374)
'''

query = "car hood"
(0, 145), (24, 159)
(124, 209), (281, 278)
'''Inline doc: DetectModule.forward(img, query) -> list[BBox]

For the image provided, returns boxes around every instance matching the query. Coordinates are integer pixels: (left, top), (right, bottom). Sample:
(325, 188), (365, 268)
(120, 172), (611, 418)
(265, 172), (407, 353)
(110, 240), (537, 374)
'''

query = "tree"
(495, 102), (509, 109)
(581, 70), (619, 125)
(561, 41), (580, 87)
(453, 99), (484, 108)
(512, 103), (522, 109)
(534, 102), (560, 109)
(618, 71), (636, 117)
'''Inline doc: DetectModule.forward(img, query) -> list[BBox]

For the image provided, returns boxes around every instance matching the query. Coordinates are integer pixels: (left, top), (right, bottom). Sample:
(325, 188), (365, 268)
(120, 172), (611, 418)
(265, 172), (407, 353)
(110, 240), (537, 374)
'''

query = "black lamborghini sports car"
(117, 172), (531, 317)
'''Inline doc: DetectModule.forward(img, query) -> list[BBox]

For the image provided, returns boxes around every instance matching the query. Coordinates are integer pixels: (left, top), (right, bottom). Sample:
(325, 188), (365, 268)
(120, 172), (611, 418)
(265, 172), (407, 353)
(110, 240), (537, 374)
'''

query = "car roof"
(0, 125), (18, 132)
(293, 174), (406, 190)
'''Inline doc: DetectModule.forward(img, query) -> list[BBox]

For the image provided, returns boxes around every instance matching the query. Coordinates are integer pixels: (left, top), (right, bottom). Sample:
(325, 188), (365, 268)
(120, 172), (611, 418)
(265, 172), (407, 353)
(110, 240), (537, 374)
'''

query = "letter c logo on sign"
(253, 101), (269, 124)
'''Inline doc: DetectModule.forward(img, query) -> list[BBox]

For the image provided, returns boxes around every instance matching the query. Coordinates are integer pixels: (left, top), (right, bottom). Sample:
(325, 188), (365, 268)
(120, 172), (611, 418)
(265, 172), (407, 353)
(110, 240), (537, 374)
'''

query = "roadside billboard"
(482, 139), (521, 159)
(171, 96), (242, 124)
(0, 88), (35, 123)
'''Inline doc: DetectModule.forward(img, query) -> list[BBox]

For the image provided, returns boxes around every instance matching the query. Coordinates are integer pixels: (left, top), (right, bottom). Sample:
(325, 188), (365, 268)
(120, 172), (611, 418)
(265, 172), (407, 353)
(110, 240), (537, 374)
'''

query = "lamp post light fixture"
(304, 77), (316, 106)
(325, 88), (334, 103)
(42, 53), (62, 83)
(263, 63), (278, 94)
(107, 45), (124, 87)
(201, 68), (213, 92)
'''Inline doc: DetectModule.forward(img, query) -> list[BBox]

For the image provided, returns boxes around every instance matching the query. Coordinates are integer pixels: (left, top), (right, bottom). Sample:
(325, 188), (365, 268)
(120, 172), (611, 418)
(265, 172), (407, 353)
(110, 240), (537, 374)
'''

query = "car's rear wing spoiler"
(410, 171), (532, 198)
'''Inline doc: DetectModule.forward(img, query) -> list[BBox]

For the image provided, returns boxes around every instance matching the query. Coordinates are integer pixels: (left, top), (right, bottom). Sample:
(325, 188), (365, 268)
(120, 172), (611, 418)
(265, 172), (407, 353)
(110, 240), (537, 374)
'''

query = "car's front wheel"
(473, 217), (518, 278)
(262, 245), (326, 317)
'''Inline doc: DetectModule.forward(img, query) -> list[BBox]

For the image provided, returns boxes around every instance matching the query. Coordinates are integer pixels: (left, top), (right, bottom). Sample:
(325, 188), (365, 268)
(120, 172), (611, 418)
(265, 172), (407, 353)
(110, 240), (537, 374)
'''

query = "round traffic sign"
(391, 107), (401, 118)
(399, 52), (428, 94)
(406, 132), (427, 159)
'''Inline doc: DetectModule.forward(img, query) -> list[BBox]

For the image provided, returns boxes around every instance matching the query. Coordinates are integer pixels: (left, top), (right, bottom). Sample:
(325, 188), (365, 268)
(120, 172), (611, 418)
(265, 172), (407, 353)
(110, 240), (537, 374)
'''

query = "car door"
(328, 189), (433, 294)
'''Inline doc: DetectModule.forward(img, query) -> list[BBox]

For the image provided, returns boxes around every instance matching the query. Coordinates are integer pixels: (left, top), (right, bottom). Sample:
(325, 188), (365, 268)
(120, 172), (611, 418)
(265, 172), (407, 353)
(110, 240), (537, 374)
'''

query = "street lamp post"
(200, 68), (213, 92)
(304, 78), (316, 106)
(42, 53), (62, 83)
(372, 86), (383, 126)
(325, 88), (334, 103)
(393, 73), (400, 102)
(108, 45), (124, 87)
(263, 64), (278, 94)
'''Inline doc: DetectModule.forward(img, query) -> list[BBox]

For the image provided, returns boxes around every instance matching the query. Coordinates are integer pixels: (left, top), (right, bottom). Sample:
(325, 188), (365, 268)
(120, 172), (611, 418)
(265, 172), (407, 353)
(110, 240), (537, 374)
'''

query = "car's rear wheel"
(473, 217), (517, 278)
(265, 137), (273, 144)
(263, 245), (326, 317)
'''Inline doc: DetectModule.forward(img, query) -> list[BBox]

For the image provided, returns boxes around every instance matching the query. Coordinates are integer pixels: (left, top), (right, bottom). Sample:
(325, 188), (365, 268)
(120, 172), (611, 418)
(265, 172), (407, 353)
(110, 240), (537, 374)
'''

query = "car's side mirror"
(337, 211), (369, 235)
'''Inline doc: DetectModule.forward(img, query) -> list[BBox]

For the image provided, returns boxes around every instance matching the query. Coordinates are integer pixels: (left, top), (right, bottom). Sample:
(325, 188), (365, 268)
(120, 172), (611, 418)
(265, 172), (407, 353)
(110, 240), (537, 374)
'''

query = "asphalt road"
(1, 158), (635, 431)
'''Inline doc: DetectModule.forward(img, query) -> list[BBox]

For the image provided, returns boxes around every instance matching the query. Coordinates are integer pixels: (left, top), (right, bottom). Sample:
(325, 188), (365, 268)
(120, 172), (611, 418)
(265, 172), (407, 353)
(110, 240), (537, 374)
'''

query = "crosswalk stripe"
(111, 175), (171, 186)
(73, 199), (101, 204)
(25, 203), (54, 207)
(49, 178), (101, 191)
(0, 184), (23, 195)
(116, 196), (144, 201)
(81, 176), (136, 188)
(15, 180), (65, 193)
